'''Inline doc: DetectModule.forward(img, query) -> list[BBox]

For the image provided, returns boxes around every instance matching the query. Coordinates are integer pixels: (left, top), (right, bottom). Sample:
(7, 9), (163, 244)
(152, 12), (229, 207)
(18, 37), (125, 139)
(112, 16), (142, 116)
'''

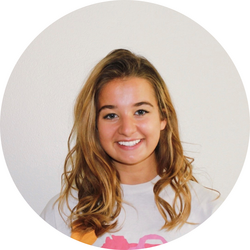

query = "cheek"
(139, 122), (154, 134)
(139, 118), (162, 135)
(98, 128), (109, 153)
(98, 121), (115, 143)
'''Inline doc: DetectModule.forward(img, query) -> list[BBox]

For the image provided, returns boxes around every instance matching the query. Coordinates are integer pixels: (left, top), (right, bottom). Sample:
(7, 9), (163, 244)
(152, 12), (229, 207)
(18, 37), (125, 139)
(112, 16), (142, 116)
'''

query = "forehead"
(98, 77), (157, 106)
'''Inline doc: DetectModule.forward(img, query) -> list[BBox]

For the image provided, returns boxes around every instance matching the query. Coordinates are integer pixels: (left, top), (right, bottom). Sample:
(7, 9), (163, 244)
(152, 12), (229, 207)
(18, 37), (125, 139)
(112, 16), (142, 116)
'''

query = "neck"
(114, 155), (158, 185)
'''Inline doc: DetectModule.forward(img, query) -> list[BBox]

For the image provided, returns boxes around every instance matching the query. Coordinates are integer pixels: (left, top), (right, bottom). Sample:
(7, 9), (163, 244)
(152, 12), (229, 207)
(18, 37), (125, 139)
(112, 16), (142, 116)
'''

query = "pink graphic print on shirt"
(102, 234), (167, 249)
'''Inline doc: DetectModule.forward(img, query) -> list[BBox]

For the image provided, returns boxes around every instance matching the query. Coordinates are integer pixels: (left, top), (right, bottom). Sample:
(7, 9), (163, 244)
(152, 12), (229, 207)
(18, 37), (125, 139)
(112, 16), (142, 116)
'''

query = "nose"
(118, 116), (137, 137)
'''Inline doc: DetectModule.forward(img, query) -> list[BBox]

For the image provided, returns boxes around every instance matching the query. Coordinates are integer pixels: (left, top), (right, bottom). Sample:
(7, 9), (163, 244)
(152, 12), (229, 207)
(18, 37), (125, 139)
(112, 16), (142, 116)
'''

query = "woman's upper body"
(41, 175), (221, 248)
(41, 49), (222, 249)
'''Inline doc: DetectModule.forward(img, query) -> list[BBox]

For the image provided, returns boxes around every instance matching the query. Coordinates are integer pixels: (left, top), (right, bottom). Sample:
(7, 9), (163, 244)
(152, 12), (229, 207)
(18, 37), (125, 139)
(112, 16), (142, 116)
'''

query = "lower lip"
(117, 140), (143, 150)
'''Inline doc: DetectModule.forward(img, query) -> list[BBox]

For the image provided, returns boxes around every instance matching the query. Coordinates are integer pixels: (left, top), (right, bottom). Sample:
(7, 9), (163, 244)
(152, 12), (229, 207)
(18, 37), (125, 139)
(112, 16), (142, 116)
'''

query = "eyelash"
(103, 110), (149, 120)
(135, 109), (149, 116)
(103, 113), (118, 120)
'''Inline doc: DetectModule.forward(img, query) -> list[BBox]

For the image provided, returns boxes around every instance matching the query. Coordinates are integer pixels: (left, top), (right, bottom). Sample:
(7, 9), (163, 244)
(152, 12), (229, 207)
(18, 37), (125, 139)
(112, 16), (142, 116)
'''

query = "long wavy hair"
(58, 49), (197, 237)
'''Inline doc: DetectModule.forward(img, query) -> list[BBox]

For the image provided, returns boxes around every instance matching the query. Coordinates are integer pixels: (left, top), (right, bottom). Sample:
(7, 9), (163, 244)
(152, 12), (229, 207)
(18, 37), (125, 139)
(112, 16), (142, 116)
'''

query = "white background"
(0, 0), (249, 250)
(1, 0), (248, 215)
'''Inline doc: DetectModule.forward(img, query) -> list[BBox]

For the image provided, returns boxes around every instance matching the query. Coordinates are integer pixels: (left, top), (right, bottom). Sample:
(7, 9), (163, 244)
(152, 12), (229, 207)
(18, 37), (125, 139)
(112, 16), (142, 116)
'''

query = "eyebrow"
(134, 101), (154, 108)
(98, 101), (154, 113)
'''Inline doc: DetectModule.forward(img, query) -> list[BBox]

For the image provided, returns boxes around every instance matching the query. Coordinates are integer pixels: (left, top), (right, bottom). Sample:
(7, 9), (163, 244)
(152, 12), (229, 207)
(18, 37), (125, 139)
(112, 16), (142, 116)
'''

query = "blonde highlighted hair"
(58, 49), (197, 237)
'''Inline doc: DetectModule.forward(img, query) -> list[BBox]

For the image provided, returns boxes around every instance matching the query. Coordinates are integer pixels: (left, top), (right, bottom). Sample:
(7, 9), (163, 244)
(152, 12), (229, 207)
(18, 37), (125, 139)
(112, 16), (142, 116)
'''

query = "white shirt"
(41, 176), (222, 248)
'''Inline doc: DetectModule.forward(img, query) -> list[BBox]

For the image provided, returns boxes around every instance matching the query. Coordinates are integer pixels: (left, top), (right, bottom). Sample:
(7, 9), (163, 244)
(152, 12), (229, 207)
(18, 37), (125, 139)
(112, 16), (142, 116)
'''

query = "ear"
(160, 108), (167, 130)
(160, 118), (167, 131)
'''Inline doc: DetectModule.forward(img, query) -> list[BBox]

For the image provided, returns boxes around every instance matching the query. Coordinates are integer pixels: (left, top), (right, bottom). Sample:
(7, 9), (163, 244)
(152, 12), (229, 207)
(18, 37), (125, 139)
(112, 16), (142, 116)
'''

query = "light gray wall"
(1, 1), (249, 250)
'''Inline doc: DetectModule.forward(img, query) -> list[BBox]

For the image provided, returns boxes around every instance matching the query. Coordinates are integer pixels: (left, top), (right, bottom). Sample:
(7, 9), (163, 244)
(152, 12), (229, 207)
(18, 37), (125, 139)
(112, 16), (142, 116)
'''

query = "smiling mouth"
(118, 139), (141, 147)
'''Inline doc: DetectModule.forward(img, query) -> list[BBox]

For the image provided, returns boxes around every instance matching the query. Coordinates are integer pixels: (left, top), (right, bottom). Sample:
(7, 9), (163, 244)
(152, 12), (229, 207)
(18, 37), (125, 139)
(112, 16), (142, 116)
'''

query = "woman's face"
(97, 77), (166, 174)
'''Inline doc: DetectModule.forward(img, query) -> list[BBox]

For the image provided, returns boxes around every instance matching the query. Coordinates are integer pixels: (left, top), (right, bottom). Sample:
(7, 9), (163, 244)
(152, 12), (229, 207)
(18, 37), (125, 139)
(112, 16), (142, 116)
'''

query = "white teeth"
(118, 139), (141, 146)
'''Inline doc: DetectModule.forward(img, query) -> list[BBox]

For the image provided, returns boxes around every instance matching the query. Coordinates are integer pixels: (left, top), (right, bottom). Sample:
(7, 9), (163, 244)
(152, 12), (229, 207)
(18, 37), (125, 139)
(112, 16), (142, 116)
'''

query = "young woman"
(41, 49), (221, 249)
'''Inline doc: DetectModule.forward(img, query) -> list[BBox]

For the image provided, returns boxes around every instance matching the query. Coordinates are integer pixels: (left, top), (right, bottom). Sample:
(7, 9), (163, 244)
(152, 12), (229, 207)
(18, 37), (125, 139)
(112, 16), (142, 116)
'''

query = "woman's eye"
(135, 110), (148, 116)
(103, 113), (118, 120)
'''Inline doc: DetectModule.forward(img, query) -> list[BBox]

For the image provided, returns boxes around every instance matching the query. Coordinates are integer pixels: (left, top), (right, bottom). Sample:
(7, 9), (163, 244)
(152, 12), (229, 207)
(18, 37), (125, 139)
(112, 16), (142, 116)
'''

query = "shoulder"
(40, 191), (78, 236)
(188, 181), (223, 220)
(159, 180), (222, 222)
(189, 181), (221, 203)
(40, 194), (60, 225)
